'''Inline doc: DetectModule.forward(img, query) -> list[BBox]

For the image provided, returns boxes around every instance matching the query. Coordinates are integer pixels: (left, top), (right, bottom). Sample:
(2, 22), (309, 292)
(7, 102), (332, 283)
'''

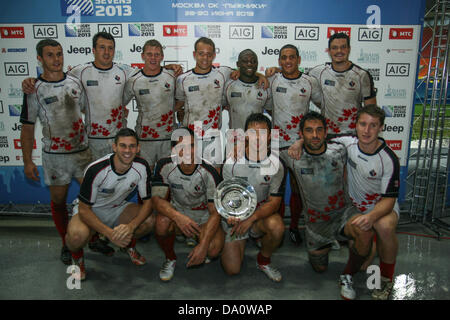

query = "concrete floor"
(0, 215), (449, 300)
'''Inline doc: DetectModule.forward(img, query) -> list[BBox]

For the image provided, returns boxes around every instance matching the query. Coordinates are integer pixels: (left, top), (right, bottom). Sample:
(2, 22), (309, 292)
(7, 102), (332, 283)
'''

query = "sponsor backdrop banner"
(0, 0), (425, 204)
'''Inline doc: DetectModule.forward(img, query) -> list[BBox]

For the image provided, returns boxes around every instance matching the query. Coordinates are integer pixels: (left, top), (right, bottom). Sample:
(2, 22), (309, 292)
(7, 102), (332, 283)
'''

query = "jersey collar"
(92, 61), (114, 71)
(38, 72), (67, 83)
(328, 61), (354, 73)
(357, 137), (387, 156)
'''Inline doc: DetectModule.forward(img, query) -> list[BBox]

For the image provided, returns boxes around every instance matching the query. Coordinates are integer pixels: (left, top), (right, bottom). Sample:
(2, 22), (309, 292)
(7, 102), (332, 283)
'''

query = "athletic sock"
(50, 201), (68, 245)
(343, 246), (367, 275)
(126, 238), (137, 249)
(257, 251), (271, 266)
(71, 249), (84, 260)
(380, 260), (396, 281)
(289, 193), (302, 230)
(155, 234), (177, 260)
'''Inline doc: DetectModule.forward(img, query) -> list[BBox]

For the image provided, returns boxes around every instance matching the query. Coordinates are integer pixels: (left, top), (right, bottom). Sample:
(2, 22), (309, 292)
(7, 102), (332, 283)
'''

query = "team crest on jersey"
(214, 79), (220, 88)
(129, 183), (136, 190)
(348, 81), (356, 89)
(299, 87), (307, 96)
(263, 175), (271, 182)
(324, 79), (335, 86)
(164, 82), (171, 91)
(194, 185), (202, 192)
(115, 75), (121, 81)
(71, 89), (77, 96)
(331, 159), (338, 167)
(369, 169), (377, 177)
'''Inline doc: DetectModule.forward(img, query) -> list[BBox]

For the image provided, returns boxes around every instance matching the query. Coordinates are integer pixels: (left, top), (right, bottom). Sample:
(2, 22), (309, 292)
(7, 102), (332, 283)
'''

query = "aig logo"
(229, 25), (254, 39)
(98, 24), (122, 38)
(358, 28), (382, 41)
(4, 62), (29, 76)
(33, 25), (58, 39)
(386, 63), (410, 77)
(295, 27), (319, 40)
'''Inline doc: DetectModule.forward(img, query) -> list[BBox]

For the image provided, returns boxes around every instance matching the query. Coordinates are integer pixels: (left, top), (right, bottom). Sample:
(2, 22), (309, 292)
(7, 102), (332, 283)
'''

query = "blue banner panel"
(1, 0), (426, 25)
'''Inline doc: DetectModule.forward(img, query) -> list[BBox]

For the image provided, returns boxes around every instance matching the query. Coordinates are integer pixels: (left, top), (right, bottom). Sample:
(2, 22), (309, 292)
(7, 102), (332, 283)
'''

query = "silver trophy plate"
(214, 177), (257, 220)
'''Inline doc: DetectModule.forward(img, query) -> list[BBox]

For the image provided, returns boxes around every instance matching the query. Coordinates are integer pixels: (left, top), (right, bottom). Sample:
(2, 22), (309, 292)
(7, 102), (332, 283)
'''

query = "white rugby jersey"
(224, 78), (270, 130)
(221, 155), (286, 207)
(333, 136), (400, 213)
(152, 157), (222, 214)
(288, 142), (349, 223)
(20, 74), (88, 154)
(69, 62), (137, 139)
(78, 153), (151, 209)
(308, 63), (376, 135)
(123, 68), (176, 141)
(266, 72), (322, 148)
(175, 66), (233, 135)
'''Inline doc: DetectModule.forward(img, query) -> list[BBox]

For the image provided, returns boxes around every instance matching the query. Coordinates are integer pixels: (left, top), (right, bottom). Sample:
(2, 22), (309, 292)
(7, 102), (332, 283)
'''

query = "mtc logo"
(0, 27), (25, 39)
(386, 140), (402, 150)
(386, 63), (410, 77)
(33, 25), (58, 39)
(389, 28), (413, 40)
(327, 27), (351, 38)
(229, 25), (254, 39)
(163, 25), (187, 37)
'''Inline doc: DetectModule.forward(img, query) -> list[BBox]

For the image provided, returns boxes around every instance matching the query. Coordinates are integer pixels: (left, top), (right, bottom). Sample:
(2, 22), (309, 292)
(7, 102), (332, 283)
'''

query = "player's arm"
(152, 183), (201, 237)
(20, 123), (39, 181)
(22, 77), (37, 94)
(231, 195), (281, 237)
(364, 96), (377, 106)
(265, 66), (281, 77)
(78, 201), (130, 247)
(164, 64), (183, 77)
(287, 138), (304, 160)
(186, 202), (221, 267)
(351, 197), (396, 231)
(175, 100), (185, 123)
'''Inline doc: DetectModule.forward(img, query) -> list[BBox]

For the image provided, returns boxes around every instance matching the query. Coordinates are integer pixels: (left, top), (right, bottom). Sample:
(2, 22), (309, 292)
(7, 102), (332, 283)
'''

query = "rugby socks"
(50, 201), (68, 245)
(71, 249), (84, 260)
(380, 260), (396, 281)
(257, 251), (271, 266)
(343, 246), (367, 276)
(289, 193), (302, 230)
(126, 238), (137, 249)
(155, 233), (177, 261)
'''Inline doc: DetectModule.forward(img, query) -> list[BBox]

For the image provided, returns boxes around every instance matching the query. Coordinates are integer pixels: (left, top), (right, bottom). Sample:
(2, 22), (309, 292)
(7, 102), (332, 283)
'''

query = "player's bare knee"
(223, 264), (241, 276)
(374, 219), (396, 240)
(264, 214), (284, 239)
(66, 229), (88, 250)
(155, 214), (172, 235)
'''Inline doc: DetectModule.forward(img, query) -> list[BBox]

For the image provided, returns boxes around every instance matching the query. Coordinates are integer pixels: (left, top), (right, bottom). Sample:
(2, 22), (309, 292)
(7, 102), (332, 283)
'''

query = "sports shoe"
(204, 257), (211, 264)
(186, 237), (197, 247)
(88, 237), (115, 256)
(332, 240), (341, 250)
(121, 247), (146, 266)
(60, 245), (72, 265)
(70, 256), (86, 281)
(257, 263), (282, 282)
(339, 274), (356, 300)
(372, 276), (394, 300)
(175, 234), (186, 243)
(289, 228), (303, 246)
(159, 259), (176, 281)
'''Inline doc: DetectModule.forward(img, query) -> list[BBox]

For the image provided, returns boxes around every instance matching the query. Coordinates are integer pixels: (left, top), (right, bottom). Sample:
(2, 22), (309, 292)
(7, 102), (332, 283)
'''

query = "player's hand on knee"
(111, 224), (134, 241)
(24, 162), (40, 181)
(176, 215), (200, 238)
(22, 77), (37, 94)
(351, 215), (374, 231)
